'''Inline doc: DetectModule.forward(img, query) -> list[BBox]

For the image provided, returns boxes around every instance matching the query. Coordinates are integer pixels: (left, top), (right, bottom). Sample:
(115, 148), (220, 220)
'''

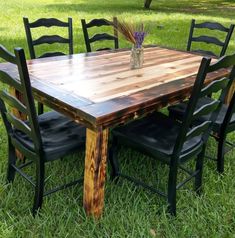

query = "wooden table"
(0, 46), (228, 218)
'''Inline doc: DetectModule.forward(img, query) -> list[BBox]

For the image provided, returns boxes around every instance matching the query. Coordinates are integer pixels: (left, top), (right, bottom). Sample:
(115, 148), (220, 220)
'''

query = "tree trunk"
(144, 0), (152, 9)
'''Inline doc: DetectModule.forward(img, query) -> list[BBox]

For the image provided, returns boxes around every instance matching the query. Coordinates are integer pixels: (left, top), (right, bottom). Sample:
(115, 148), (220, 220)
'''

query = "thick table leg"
(83, 127), (109, 218)
(225, 80), (235, 105)
(9, 88), (26, 160)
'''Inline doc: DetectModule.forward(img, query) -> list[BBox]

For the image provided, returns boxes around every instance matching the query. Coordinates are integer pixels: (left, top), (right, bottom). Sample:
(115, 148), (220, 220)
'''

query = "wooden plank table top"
(0, 46), (228, 218)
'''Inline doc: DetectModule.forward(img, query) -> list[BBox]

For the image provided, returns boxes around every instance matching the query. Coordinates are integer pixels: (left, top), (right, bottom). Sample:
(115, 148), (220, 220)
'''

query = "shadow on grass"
(147, 0), (235, 18)
(45, 0), (235, 19)
(45, 2), (142, 15)
(153, 1), (235, 18)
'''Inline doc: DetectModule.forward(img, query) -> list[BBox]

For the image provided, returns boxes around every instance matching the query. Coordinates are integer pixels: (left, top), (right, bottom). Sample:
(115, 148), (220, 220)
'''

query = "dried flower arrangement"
(112, 20), (147, 48)
(110, 19), (148, 69)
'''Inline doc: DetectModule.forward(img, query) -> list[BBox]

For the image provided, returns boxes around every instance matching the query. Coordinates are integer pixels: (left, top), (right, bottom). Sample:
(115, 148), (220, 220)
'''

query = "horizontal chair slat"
(0, 45), (16, 64)
(192, 35), (224, 47)
(186, 121), (211, 140)
(0, 71), (22, 91)
(33, 35), (69, 46)
(38, 52), (66, 58)
(96, 47), (112, 51)
(208, 54), (235, 72)
(193, 100), (220, 120)
(195, 22), (229, 32)
(11, 137), (37, 159)
(6, 112), (32, 138)
(86, 18), (111, 28)
(200, 77), (229, 97)
(29, 18), (69, 28)
(89, 33), (116, 43)
(0, 90), (27, 114)
(191, 49), (217, 57)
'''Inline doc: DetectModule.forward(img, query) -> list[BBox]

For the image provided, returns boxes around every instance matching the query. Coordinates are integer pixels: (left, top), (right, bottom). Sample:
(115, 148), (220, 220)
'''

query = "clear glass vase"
(130, 46), (144, 69)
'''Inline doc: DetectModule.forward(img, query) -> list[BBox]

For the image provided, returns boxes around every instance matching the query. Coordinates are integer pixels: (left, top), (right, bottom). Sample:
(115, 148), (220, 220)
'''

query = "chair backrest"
(173, 54), (235, 161)
(23, 17), (73, 59)
(187, 19), (234, 57)
(0, 45), (42, 157)
(81, 17), (119, 52)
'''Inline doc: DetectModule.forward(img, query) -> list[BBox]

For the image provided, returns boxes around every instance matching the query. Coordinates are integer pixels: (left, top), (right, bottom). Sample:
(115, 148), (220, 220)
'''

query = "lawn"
(0, 0), (235, 237)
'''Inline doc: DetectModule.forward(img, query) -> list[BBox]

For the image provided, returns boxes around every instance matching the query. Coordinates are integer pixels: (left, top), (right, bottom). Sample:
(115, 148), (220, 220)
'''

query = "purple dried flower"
(112, 20), (148, 47)
(134, 31), (147, 48)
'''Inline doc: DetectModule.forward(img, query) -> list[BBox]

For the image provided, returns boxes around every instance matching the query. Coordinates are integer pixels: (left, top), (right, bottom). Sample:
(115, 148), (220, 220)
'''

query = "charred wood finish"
(9, 88), (27, 160)
(0, 46), (229, 218)
(187, 19), (234, 57)
(83, 128), (108, 218)
(225, 81), (235, 105)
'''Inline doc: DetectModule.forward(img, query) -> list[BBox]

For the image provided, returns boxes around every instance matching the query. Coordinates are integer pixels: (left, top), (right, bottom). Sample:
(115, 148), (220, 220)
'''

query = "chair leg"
(38, 102), (43, 115)
(167, 163), (177, 216)
(217, 136), (226, 173)
(168, 110), (174, 119)
(32, 160), (45, 216)
(109, 136), (120, 182)
(6, 142), (17, 183)
(195, 147), (205, 195)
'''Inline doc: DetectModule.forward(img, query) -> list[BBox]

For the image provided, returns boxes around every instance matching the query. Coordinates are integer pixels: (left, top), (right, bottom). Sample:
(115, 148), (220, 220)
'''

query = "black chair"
(168, 55), (235, 173)
(187, 19), (234, 57)
(23, 17), (73, 115)
(0, 45), (85, 215)
(23, 17), (73, 59)
(81, 17), (119, 52)
(109, 55), (234, 216)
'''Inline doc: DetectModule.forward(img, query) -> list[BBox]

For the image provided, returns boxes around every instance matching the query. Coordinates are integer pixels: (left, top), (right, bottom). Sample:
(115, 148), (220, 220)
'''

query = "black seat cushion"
(168, 97), (235, 133)
(13, 111), (86, 161)
(113, 112), (203, 163)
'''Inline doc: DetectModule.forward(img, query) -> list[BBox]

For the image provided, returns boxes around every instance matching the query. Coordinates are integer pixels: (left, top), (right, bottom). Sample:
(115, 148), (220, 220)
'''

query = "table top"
(0, 46), (227, 129)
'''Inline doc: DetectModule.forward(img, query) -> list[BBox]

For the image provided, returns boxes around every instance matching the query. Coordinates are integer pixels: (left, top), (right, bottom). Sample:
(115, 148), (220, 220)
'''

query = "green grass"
(0, 0), (235, 237)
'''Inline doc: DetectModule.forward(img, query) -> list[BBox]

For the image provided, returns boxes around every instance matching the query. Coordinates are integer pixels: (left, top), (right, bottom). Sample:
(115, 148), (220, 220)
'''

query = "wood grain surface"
(83, 128), (108, 218)
(24, 46), (227, 128)
(9, 88), (27, 160)
(1, 46), (227, 129)
(28, 47), (203, 103)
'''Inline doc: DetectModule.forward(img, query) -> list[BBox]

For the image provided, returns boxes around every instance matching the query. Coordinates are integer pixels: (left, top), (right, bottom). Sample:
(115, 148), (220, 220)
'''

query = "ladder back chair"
(81, 17), (119, 52)
(109, 55), (233, 216)
(169, 54), (235, 173)
(0, 45), (85, 216)
(23, 17), (73, 114)
(23, 17), (73, 59)
(187, 19), (234, 57)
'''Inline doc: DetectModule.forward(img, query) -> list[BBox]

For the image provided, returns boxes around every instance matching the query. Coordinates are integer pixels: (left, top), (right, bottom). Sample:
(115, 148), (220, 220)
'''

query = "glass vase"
(130, 46), (144, 69)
